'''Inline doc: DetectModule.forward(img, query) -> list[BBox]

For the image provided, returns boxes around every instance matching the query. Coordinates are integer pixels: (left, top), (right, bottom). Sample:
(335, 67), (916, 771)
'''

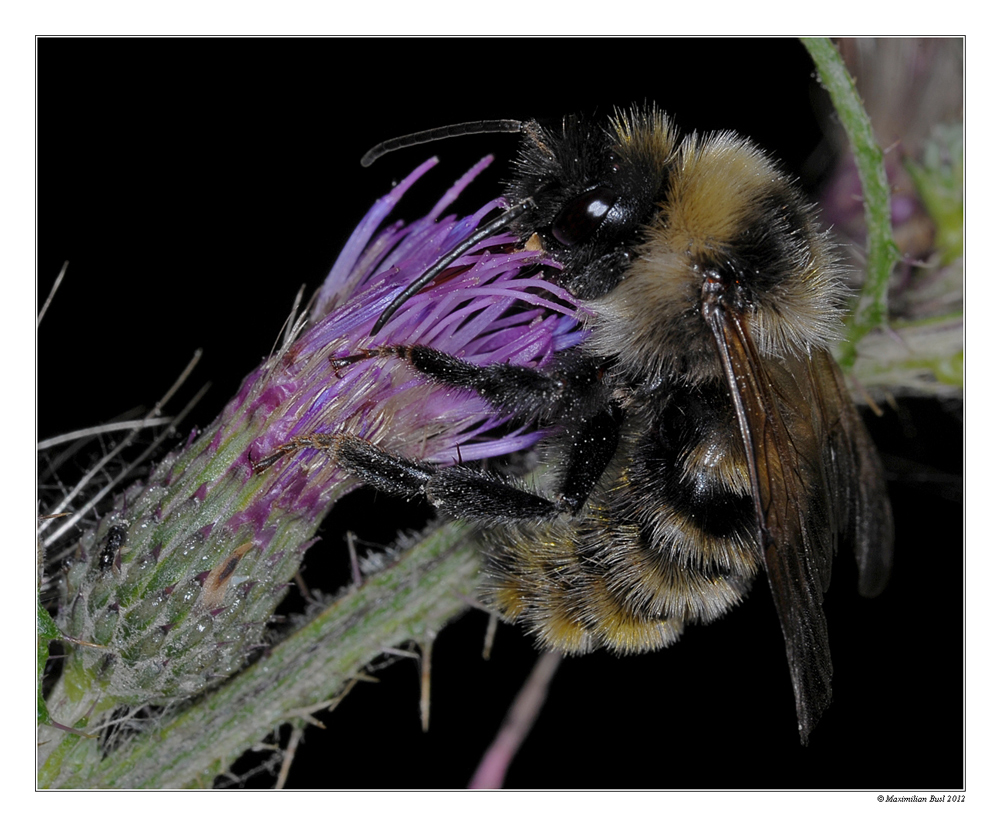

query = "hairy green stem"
(801, 37), (899, 368)
(39, 521), (481, 788)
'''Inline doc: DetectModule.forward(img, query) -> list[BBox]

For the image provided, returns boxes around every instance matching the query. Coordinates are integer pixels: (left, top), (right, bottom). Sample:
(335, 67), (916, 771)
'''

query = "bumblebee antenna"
(370, 198), (534, 336)
(361, 119), (524, 167)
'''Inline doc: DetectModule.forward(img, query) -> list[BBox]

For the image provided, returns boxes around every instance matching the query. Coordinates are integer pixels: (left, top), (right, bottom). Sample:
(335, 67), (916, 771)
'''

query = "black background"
(38, 38), (962, 790)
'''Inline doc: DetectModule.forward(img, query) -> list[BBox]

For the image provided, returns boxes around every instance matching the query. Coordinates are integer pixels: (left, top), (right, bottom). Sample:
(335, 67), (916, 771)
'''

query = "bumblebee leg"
(336, 436), (563, 522)
(556, 405), (625, 512)
(331, 346), (601, 419)
(326, 347), (622, 519)
(339, 402), (624, 522)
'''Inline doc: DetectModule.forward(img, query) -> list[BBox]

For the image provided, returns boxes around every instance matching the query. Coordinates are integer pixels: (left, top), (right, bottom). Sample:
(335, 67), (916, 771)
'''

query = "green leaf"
(37, 594), (61, 726)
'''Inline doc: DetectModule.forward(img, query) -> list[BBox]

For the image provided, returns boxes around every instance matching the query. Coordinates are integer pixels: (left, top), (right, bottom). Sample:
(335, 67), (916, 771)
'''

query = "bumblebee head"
(505, 106), (678, 301)
(573, 121), (847, 385)
(361, 107), (846, 378)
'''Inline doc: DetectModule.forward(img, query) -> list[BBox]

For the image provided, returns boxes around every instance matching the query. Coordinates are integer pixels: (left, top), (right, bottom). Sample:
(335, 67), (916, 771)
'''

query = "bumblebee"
(273, 106), (894, 744)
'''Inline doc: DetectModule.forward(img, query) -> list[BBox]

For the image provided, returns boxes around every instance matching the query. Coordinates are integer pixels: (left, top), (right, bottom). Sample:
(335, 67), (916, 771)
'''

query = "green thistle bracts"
(56, 416), (329, 710)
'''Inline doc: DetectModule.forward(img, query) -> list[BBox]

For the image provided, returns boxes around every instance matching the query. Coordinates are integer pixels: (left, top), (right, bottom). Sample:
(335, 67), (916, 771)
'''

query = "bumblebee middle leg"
(338, 398), (624, 523)
(335, 435), (564, 523)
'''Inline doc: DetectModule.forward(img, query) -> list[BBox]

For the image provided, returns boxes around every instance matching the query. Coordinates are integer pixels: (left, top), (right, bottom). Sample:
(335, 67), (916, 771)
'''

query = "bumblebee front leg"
(331, 345), (590, 419)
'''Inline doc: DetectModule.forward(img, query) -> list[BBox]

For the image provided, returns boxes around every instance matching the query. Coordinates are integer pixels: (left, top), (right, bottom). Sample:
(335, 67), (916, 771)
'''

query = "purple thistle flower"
(53, 156), (585, 712)
(239, 155), (584, 511)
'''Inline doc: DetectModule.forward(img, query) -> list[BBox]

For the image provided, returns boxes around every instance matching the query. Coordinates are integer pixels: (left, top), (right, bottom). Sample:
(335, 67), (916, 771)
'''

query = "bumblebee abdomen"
(482, 507), (757, 655)
(482, 519), (686, 655)
(481, 387), (761, 655)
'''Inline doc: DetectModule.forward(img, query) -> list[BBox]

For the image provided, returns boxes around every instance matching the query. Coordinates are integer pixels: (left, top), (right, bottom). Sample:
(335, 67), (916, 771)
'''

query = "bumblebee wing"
(806, 351), (894, 597)
(705, 306), (838, 744)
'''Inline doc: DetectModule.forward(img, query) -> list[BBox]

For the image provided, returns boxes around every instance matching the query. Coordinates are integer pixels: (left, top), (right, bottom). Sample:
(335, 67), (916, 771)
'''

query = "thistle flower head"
(54, 155), (584, 712)
(241, 156), (585, 514)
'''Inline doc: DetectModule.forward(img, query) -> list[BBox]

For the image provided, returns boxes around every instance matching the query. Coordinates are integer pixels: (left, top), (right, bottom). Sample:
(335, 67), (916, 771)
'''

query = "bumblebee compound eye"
(551, 185), (617, 246)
